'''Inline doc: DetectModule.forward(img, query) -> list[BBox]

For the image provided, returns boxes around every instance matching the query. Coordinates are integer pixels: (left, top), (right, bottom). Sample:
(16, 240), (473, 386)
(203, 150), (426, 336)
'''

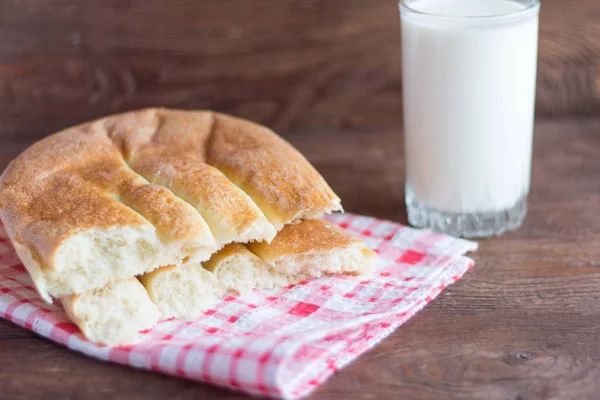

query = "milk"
(401, 0), (540, 214)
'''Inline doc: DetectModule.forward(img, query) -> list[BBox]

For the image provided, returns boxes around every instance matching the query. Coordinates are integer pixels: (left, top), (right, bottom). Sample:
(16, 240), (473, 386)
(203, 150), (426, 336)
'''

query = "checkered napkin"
(0, 213), (476, 399)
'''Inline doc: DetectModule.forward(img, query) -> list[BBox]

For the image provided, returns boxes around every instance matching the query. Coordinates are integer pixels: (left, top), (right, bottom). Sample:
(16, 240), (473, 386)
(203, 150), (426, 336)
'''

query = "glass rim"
(399, 0), (540, 21)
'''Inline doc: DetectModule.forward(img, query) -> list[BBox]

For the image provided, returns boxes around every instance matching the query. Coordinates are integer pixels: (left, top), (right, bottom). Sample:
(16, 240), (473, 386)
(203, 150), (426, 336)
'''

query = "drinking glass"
(400, 0), (541, 237)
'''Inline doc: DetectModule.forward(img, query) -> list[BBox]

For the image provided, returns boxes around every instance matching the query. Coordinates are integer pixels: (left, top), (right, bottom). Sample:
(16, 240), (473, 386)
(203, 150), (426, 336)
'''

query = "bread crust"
(248, 219), (359, 262)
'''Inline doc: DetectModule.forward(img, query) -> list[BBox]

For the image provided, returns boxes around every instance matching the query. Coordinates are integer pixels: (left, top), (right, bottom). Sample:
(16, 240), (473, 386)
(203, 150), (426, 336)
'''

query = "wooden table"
(1, 119), (599, 400)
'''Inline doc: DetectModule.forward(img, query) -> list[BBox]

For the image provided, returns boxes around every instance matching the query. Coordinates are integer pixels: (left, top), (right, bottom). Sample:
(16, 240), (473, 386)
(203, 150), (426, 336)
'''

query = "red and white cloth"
(0, 213), (476, 399)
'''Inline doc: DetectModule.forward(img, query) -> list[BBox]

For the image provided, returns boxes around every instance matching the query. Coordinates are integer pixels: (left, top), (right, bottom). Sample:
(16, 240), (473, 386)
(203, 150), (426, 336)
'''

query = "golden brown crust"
(104, 108), (213, 161)
(207, 113), (342, 228)
(247, 219), (360, 262)
(0, 130), (149, 269)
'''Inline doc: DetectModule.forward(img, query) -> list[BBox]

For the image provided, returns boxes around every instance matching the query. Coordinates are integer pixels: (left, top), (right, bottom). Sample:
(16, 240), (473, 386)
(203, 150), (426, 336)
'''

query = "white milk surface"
(402, 0), (539, 213)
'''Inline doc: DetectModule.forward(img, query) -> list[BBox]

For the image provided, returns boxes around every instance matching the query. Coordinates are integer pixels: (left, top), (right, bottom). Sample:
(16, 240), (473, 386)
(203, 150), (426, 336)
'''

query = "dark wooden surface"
(1, 119), (600, 400)
(1, 0), (600, 143)
(2, 0), (600, 397)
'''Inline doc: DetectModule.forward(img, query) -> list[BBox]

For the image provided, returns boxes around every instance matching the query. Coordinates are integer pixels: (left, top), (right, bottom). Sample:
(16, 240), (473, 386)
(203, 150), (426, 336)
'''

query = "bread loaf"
(0, 109), (341, 302)
(0, 108), (377, 347)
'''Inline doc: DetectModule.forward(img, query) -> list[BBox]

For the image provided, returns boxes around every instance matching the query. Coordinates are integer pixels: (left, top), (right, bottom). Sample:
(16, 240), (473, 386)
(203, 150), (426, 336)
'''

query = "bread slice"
(248, 219), (376, 279)
(139, 263), (224, 320)
(207, 113), (343, 230)
(129, 157), (276, 246)
(209, 221), (377, 294)
(203, 243), (288, 294)
(61, 278), (159, 346)
(138, 244), (272, 320)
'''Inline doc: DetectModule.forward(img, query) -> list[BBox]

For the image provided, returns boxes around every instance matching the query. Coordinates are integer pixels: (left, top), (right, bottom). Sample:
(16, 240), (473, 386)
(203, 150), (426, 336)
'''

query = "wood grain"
(1, 0), (599, 143)
(1, 119), (600, 399)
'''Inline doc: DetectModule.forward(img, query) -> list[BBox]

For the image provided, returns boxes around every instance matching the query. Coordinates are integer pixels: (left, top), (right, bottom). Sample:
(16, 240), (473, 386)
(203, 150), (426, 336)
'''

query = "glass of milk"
(400, 0), (540, 237)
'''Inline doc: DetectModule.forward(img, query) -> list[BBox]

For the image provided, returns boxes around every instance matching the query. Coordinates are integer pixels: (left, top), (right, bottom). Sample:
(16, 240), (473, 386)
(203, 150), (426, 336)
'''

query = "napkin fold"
(0, 213), (476, 399)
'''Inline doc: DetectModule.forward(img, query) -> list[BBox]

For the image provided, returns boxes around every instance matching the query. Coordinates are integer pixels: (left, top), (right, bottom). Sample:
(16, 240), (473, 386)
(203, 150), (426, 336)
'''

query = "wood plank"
(1, 119), (599, 399)
(1, 0), (599, 142)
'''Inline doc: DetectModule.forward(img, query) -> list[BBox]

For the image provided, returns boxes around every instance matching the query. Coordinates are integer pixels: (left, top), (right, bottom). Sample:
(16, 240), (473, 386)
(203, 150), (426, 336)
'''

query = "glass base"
(406, 190), (527, 238)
